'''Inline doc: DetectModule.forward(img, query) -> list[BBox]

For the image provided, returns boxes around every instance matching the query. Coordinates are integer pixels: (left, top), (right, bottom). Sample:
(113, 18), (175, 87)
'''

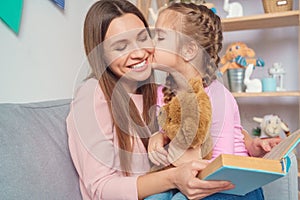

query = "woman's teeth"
(132, 60), (146, 69)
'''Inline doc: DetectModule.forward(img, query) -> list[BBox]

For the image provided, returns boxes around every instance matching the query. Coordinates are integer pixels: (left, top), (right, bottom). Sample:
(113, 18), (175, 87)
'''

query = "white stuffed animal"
(253, 114), (290, 138)
(223, 0), (243, 18)
(244, 64), (262, 93)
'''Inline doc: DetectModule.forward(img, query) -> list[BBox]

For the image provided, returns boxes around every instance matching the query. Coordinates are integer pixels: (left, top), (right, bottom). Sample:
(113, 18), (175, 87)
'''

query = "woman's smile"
(129, 60), (147, 71)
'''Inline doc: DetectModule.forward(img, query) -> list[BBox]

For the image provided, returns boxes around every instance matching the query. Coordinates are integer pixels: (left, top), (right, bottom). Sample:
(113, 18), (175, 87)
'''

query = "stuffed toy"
(157, 78), (213, 166)
(220, 42), (265, 74)
(252, 114), (290, 138)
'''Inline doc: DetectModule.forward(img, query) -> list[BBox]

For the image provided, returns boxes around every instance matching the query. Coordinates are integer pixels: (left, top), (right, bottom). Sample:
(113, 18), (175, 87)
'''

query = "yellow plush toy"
(220, 42), (265, 74)
(158, 78), (213, 166)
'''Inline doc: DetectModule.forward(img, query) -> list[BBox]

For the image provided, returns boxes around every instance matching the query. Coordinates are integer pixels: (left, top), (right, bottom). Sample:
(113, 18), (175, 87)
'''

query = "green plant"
(252, 127), (261, 137)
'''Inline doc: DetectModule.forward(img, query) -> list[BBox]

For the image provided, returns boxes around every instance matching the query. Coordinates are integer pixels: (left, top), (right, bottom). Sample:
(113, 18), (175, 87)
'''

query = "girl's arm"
(207, 83), (248, 159)
(148, 131), (170, 166)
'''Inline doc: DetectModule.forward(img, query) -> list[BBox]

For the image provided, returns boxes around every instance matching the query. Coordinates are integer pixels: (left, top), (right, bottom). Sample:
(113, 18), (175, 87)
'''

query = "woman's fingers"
(186, 179), (235, 200)
(192, 179), (234, 190)
(173, 161), (235, 200)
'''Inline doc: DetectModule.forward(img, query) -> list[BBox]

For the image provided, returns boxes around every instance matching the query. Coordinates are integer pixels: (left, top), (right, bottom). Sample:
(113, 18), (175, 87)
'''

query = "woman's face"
(104, 13), (154, 85)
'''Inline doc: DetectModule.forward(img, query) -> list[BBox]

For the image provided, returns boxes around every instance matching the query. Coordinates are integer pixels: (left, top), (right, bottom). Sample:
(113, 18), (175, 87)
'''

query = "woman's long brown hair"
(83, 0), (158, 175)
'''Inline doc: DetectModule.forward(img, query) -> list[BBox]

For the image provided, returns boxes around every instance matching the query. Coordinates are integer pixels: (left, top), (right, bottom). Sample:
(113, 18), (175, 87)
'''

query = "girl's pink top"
(205, 80), (249, 159)
(157, 80), (249, 160)
(66, 78), (150, 200)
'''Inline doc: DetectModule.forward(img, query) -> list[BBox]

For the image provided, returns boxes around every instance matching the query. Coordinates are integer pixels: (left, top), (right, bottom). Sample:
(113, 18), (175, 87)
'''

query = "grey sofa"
(0, 99), (82, 200)
(0, 99), (298, 200)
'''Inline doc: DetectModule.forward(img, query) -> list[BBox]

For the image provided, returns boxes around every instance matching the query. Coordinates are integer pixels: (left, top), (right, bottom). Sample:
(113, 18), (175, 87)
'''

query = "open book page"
(263, 129), (300, 160)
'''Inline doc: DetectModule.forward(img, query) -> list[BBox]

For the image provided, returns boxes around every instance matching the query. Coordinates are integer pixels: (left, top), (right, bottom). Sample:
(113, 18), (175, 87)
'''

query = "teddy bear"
(157, 78), (213, 167)
(220, 42), (265, 74)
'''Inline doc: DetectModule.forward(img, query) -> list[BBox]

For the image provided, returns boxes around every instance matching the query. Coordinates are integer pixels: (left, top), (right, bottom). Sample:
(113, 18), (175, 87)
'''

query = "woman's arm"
(137, 160), (234, 200)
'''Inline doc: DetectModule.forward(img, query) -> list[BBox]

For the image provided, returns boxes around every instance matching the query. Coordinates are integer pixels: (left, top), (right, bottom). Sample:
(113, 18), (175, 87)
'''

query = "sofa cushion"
(263, 152), (298, 200)
(0, 99), (82, 200)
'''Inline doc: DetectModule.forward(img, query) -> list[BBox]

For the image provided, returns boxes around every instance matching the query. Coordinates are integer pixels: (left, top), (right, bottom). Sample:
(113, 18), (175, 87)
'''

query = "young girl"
(66, 1), (235, 199)
(147, 2), (279, 199)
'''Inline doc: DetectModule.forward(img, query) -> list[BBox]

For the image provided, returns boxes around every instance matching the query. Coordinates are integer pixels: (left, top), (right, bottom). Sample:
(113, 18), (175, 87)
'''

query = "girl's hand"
(172, 160), (235, 200)
(148, 131), (170, 166)
(242, 129), (282, 157)
(248, 137), (282, 157)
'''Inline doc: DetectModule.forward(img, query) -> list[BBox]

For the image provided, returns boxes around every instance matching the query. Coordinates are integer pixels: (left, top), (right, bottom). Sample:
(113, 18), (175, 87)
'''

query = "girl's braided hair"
(161, 3), (223, 103)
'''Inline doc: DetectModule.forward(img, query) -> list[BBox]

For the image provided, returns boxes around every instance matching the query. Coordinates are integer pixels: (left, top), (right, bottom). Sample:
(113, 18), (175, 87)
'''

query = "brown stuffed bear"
(220, 42), (265, 74)
(158, 78), (213, 166)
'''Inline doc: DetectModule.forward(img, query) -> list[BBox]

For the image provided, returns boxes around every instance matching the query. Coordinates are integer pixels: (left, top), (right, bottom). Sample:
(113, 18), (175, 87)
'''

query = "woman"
(66, 1), (234, 199)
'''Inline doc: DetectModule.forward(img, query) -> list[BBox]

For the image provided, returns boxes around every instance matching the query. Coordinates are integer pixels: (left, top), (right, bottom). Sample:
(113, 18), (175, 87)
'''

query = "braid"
(165, 3), (223, 86)
(196, 5), (223, 64)
(162, 74), (177, 103)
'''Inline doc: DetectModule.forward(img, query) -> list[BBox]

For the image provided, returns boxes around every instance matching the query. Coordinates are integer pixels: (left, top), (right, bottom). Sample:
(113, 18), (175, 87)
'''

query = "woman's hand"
(172, 160), (235, 200)
(138, 159), (233, 199)
(148, 131), (170, 166)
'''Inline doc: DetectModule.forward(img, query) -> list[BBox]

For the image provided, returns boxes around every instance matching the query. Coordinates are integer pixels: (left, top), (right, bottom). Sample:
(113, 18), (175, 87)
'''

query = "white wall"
(0, 0), (98, 103)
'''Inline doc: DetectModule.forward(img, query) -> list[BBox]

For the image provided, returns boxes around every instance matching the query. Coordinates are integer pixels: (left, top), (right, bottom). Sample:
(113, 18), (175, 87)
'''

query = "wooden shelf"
(222, 10), (300, 32)
(232, 91), (300, 98)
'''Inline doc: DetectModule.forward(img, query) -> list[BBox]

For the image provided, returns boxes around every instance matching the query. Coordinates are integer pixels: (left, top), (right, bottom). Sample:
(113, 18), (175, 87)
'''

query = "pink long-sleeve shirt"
(204, 80), (249, 159)
(66, 78), (150, 200)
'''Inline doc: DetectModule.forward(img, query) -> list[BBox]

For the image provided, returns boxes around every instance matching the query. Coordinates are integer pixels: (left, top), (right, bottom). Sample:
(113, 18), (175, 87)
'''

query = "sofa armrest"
(263, 152), (298, 200)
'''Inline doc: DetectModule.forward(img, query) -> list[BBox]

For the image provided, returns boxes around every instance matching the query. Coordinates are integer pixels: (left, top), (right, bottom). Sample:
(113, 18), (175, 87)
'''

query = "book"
(198, 129), (300, 196)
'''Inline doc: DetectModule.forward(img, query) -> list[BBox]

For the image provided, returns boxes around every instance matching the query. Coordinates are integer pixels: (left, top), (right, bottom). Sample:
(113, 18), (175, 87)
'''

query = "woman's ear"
(181, 41), (199, 61)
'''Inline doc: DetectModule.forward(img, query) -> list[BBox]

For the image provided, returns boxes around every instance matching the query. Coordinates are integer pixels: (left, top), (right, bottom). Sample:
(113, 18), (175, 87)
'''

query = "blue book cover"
(198, 130), (300, 196)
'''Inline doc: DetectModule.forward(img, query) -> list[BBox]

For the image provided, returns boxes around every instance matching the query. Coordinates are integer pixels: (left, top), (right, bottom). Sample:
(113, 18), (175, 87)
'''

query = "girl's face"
(153, 11), (184, 73)
(154, 10), (202, 81)
(104, 13), (154, 88)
